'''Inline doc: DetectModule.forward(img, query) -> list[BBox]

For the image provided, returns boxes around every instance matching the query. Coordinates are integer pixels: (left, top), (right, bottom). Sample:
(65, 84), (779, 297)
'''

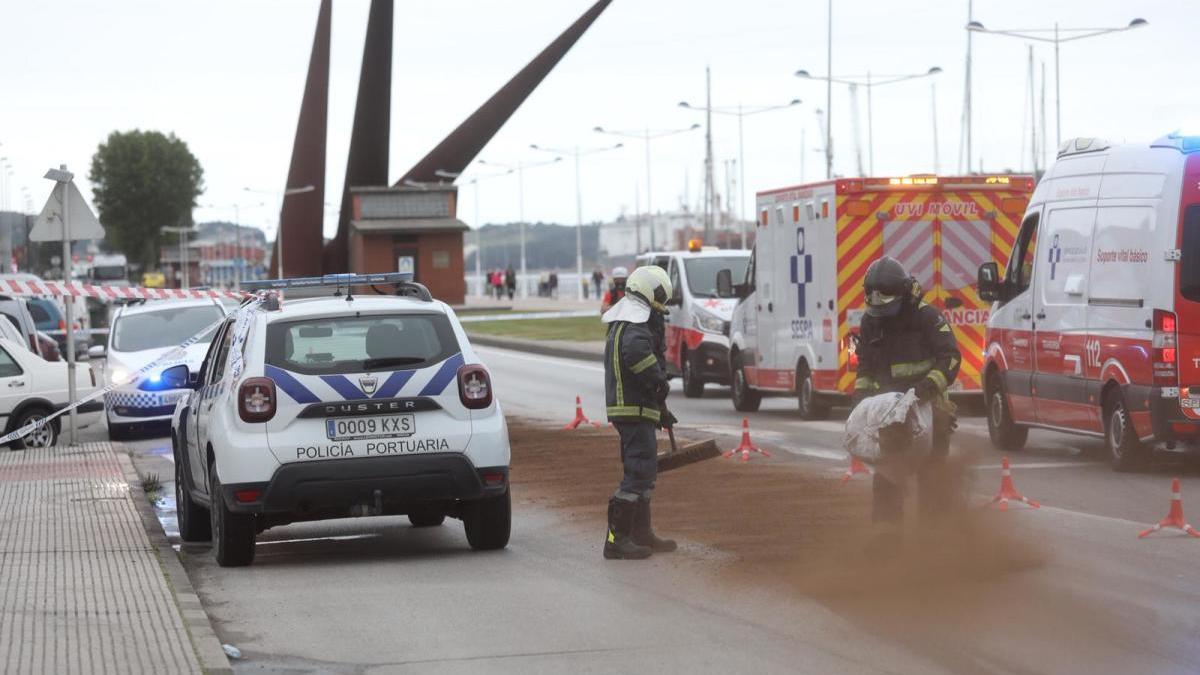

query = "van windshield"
(265, 313), (458, 375)
(684, 257), (750, 298)
(1181, 205), (1200, 302)
(112, 305), (223, 352)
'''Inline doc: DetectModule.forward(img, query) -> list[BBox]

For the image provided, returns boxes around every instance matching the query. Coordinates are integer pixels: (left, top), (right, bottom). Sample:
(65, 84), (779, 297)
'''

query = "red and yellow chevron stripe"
(835, 183), (1029, 393)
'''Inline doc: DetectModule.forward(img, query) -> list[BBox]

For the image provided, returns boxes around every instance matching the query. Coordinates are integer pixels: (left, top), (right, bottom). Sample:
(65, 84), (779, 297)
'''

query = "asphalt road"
(96, 344), (1200, 674)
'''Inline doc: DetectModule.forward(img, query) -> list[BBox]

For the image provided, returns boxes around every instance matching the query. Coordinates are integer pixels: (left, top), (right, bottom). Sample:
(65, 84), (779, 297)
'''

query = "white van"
(636, 243), (751, 397)
(978, 134), (1200, 471)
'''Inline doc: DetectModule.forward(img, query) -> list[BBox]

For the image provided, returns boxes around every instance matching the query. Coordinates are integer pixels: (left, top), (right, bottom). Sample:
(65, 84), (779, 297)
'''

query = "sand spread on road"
(507, 418), (1153, 674)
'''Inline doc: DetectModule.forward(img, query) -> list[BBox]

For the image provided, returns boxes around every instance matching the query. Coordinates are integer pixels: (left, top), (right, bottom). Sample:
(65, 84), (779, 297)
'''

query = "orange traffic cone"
(563, 396), (602, 430)
(841, 456), (872, 483)
(723, 418), (770, 462)
(1138, 478), (1200, 539)
(990, 457), (1040, 511)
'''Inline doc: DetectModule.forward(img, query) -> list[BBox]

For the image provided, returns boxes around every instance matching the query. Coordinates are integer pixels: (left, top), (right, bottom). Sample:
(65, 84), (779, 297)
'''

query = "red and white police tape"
(0, 278), (246, 301)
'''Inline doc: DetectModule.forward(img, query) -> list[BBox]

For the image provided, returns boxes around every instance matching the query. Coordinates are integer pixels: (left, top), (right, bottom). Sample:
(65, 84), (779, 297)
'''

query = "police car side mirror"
(160, 364), (190, 390)
(977, 262), (1001, 303)
(716, 269), (734, 298)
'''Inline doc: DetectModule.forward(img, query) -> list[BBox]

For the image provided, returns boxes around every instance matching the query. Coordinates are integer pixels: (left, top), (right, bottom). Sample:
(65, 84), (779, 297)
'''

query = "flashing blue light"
(149, 372), (161, 383)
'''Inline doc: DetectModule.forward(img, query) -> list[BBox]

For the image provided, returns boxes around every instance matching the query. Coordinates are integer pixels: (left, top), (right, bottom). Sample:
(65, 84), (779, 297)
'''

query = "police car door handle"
(7, 380), (23, 388)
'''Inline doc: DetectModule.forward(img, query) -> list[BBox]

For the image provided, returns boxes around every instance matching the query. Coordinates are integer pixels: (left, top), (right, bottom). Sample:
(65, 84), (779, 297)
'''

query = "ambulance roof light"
(1152, 132), (1200, 153)
(687, 238), (704, 252)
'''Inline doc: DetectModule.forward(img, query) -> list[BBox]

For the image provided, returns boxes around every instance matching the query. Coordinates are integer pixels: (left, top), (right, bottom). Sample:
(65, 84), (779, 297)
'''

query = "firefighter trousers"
(612, 421), (658, 500)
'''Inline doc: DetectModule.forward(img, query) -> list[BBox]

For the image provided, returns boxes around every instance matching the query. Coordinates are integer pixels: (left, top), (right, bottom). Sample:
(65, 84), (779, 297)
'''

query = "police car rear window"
(1182, 205), (1200, 303)
(265, 313), (458, 375)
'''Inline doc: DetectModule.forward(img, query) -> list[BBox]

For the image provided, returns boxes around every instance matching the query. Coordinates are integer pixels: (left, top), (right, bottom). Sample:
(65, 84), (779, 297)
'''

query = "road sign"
(30, 180), (105, 242)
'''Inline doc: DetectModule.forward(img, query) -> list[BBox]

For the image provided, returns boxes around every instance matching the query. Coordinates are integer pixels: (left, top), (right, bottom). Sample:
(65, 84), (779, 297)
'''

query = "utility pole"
(704, 65), (715, 239)
(1028, 45), (1038, 174)
(825, 0), (833, 179)
(931, 81), (940, 174)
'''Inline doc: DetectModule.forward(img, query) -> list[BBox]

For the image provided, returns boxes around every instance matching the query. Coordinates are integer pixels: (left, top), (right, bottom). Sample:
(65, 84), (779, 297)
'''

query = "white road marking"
(974, 461), (1100, 470)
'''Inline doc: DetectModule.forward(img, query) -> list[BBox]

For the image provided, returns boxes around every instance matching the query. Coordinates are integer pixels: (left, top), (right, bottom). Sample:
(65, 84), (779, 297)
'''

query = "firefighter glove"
(915, 378), (940, 402)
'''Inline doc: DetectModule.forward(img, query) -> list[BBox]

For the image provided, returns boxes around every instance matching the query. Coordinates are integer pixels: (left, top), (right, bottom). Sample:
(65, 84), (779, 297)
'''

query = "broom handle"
(666, 422), (678, 454)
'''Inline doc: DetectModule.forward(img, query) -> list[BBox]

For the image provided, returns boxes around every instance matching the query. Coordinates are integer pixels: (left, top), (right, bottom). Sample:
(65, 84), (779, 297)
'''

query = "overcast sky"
(0, 0), (1193, 241)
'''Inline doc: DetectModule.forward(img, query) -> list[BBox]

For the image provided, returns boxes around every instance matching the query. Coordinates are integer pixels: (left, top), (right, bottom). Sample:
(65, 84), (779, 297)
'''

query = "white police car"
(169, 274), (511, 567)
(96, 298), (228, 440)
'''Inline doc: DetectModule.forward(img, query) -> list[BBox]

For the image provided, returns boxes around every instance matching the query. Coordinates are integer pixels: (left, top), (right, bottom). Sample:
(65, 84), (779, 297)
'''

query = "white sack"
(843, 389), (932, 469)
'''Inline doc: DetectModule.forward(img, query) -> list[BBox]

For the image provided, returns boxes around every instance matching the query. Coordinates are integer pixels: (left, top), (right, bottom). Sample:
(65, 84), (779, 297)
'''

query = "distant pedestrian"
(592, 267), (604, 297)
(549, 271), (559, 299)
(505, 266), (516, 300)
(582, 276), (590, 299)
(491, 270), (504, 299)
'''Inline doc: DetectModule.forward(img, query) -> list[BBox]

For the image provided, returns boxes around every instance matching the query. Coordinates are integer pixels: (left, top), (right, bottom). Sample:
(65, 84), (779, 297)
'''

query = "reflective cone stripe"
(991, 456), (1040, 511)
(1138, 478), (1200, 539)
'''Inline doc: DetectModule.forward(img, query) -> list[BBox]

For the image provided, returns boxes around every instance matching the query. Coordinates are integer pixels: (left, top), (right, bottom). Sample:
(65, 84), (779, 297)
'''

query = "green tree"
(88, 130), (204, 271)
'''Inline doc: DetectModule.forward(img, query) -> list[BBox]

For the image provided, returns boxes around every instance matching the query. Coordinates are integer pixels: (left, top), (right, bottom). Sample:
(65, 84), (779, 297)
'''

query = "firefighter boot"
(632, 497), (677, 553)
(604, 497), (652, 560)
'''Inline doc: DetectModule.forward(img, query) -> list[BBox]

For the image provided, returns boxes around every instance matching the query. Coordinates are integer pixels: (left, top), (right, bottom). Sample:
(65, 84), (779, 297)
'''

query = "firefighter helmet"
(863, 256), (913, 318)
(626, 266), (672, 314)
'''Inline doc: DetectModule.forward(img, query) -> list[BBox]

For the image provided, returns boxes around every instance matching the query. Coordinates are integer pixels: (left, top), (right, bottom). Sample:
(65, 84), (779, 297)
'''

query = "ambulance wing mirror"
(716, 269), (735, 299)
(977, 262), (1001, 303)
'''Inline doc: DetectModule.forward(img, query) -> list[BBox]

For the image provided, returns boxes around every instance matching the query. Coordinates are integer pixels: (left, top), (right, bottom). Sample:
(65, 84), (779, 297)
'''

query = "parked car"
(26, 297), (90, 359)
(171, 274), (510, 566)
(0, 337), (101, 448)
(0, 296), (49, 360)
(94, 298), (227, 440)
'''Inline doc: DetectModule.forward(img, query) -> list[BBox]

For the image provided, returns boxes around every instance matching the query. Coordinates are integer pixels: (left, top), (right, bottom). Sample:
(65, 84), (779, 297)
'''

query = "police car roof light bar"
(242, 272), (415, 291)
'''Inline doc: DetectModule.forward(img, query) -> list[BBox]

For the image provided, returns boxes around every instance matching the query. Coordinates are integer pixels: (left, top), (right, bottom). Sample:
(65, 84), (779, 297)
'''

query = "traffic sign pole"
(61, 177), (77, 446)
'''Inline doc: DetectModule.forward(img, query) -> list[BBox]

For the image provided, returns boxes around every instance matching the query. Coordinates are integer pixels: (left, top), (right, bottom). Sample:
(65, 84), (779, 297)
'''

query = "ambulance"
(636, 241), (751, 397)
(978, 134), (1200, 471)
(721, 175), (1034, 418)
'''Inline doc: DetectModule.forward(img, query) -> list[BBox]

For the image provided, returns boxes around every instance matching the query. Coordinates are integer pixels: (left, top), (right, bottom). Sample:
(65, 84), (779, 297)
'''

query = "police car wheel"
(175, 439), (211, 542)
(682, 349), (705, 398)
(12, 408), (56, 449)
(986, 377), (1028, 452)
(731, 354), (761, 413)
(463, 489), (511, 551)
(209, 465), (256, 567)
(408, 508), (446, 528)
(1105, 391), (1146, 473)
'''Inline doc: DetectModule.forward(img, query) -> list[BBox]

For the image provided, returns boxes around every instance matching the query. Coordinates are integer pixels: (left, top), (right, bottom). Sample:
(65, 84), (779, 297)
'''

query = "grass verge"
(464, 315), (604, 342)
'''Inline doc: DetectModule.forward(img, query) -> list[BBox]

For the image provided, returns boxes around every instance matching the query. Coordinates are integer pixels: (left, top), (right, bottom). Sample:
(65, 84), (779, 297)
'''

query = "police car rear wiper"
(363, 356), (426, 369)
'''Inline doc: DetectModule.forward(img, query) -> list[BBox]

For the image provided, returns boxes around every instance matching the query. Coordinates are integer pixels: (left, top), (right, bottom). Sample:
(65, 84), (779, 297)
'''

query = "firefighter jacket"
(854, 299), (960, 397)
(604, 318), (668, 423)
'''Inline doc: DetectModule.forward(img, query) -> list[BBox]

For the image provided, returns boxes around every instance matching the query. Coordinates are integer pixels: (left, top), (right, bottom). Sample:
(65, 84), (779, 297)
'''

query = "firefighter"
(852, 256), (961, 526)
(600, 266), (629, 314)
(601, 265), (678, 560)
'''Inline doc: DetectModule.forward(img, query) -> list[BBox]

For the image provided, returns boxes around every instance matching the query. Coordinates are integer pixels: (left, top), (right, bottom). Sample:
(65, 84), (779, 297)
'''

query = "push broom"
(657, 407), (721, 472)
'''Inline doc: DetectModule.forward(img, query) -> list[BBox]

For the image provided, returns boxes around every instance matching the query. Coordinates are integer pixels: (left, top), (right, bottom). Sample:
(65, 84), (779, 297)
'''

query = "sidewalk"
(0, 443), (228, 674)
(459, 293), (600, 313)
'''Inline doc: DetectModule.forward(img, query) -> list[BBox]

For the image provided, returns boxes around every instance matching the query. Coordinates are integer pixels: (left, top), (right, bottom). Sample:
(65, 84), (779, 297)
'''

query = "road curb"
(116, 446), (233, 675)
(467, 332), (604, 362)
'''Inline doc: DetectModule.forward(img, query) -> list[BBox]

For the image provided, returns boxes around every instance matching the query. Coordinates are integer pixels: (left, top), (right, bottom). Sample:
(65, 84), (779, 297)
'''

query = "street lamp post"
(459, 167), (514, 296)
(477, 157), (560, 296)
(967, 18), (1147, 149)
(679, 98), (801, 248)
(530, 142), (624, 300)
(796, 67), (942, 176)
(244, 185), (315, 279)
(593, 124), (699, 252)
(163, 225), (195, 289)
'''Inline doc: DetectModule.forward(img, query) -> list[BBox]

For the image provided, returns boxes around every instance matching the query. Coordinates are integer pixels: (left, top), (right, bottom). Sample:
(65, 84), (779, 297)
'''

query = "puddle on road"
(155, 481), (180, 541)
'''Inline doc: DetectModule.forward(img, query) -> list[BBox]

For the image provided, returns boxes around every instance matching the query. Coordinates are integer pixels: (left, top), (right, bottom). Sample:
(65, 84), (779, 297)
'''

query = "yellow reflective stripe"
(854, 377), (880, 391)
(939, 323), (951, 332)
(607, 530), (616, 543)
(612, 323), (627, 406)
(948, 356), (960, 371)
(606, 405), (661, 422)
(890, 359), (934, 378)
(926, 369), (949, 391)
(630, 354), (658, 374)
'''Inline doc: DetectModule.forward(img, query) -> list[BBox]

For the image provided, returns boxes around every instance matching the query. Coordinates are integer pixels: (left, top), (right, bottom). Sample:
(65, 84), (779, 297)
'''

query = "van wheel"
(463, 489), (511, 550)
(986, 376), (1028, 451)
(731, 354), (761, 413)
(175, 437), (210, 542)
(796, 365), (829, 420)
(1105, 390), (1147, 473)
(209, 464), (256, 567)
(681, 348), (705, 398)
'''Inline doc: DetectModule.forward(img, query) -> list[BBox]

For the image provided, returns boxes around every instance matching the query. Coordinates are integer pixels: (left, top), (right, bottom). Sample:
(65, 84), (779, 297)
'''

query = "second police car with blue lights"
(169, 273), (511, 566)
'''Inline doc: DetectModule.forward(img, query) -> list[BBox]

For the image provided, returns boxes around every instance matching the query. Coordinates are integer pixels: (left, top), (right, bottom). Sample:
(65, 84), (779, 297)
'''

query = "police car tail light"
(1153, 309), (1178, 386)
(239, 377), (277, 423)
(457, 364), (493, 409)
